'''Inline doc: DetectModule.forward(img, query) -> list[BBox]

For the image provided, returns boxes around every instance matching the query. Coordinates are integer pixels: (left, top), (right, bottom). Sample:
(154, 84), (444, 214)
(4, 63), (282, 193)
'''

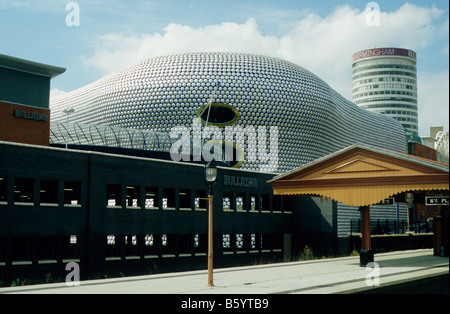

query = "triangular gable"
(323, 159), (398, 174)
(269, 144), (449, 207)
(275, 145), (448, 181)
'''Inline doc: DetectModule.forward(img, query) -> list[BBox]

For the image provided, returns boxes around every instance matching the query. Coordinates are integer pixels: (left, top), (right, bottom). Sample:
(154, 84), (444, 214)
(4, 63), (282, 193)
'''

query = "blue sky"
(0, 0), (448, 136)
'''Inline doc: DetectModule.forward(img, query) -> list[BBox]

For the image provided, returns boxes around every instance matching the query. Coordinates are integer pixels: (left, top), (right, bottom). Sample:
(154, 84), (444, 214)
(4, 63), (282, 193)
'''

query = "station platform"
(0, 249), (448, 294)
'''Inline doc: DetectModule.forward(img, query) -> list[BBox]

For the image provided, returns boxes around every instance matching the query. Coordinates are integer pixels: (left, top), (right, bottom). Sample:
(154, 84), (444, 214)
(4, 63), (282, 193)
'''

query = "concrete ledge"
(0, 249), (447, 294)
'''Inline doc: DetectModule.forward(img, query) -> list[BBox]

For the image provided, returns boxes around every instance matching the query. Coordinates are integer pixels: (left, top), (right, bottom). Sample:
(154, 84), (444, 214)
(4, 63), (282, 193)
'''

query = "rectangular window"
(14, 178), (34, 204)
(261, 234), (271, 251)
(145, 187), (158, 209)
(251, 234), (257, 250)
(179, 189), (192, 210)
(64, 181), (82, 206)
(195, 190), (207, 210)
(273, 195), (282, 212)
(0, 176), (7, 204)
(143, 234), (157, 257)
(107, 184), (122, 208)
(223, 192), (233, 211)
(161, 234), (174, 255)
(250, 194), (259, 211)
(106, 235), (119, 258)
(261, 194), (271, 212)
(38, 237), (55, 260)
(125, 235), (138, 256)
(194, 234), (207, 255)
(236, 233), (244, 250)
(126, 185), (141, 208)
(63, 235), (79, 260)
(0, 236), (5, 263)
(223, 234), (231, 249)
(162, 188), (176, 209)
(236, 193), (246, 211)
(178, 234), (194, 255)
(12, 237), (31, 261)
(40, 180), (58, 205)
(284, 196), (293, 213)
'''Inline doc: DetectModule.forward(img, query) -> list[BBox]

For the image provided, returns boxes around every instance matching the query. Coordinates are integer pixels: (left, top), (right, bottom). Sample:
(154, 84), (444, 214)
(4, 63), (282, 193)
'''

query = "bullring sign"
(14, 110), (48, 122)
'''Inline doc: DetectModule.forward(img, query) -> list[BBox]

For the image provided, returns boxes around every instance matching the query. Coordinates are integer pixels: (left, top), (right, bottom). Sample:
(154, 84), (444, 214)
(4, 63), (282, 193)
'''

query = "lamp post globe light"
(205, 160), (217, 287)
(205, 160), (218, 191)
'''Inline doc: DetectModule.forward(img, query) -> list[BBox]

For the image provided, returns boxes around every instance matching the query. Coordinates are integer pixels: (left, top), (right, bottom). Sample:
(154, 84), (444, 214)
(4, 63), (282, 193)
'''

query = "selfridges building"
(50, 52), (407, 173)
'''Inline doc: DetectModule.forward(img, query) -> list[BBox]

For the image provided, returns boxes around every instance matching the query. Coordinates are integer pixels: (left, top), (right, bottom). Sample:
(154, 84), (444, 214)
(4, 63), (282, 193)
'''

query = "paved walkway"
(0, 249), (448, 294)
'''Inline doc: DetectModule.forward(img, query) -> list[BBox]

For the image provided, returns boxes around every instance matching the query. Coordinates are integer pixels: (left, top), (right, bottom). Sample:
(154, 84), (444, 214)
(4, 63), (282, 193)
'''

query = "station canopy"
(50, 121), (175, 152)
(269, 144), (449, 207)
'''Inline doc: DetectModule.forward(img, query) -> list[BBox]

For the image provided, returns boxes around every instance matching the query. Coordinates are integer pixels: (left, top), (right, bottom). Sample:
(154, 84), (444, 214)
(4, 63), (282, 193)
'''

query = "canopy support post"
(360, 205), (374, 266)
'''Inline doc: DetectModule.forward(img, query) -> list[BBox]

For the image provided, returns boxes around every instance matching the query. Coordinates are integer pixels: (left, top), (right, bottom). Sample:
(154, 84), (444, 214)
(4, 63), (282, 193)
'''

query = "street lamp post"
(205, 160), (217, 287)
(63, 107), (75, 149)
(405, 192), (414, 233)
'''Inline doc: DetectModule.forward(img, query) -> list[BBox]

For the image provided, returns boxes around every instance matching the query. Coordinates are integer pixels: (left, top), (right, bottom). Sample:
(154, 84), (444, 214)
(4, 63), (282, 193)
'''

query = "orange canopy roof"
(269, 144), (449, 207)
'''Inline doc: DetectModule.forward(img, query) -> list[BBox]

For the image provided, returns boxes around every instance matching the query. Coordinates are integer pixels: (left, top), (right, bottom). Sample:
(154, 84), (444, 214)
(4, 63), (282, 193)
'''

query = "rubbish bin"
(360, 250), (374, 267)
